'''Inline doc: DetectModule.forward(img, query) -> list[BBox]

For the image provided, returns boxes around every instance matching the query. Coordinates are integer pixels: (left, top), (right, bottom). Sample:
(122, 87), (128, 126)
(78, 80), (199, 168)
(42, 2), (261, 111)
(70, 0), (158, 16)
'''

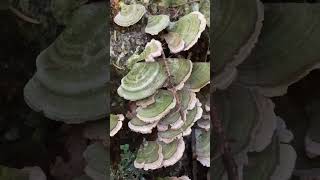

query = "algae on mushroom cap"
(166, 11), (207, 52)
(134, 141), (164, 170)
(145, 15), (170, 35)
(136, 90), (176, 123)
(118, 62), (167, 101)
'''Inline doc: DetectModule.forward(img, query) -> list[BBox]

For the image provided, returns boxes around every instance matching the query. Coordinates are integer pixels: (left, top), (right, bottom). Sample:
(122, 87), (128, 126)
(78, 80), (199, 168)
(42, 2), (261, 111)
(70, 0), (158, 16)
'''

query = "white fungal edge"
(187, 93), (198, 110)
(170, 116), (184, 130)
(22, 166), (46, 180)
(137, 92), (177, 123)
(270, 144), (297, 180)
(128, 119), (159, 134)
(179, 176), (191, 180)
(205, 104), (210, 112)
(197, 119), (210, 131)
(113, 4), (146, 27)
(145, 39), (163, 62)
(157, 123), (169, 132)
(162, 138), (186, 167)
(190, 80), (210, 92)
(158, 101), (203, 144)
(134, 143), (164, 170)
(305, 135), (320, 158)
(197, 156), (210, 167)
(175, 60), (193, 91)
(145, 15), (170, 35)
(136, 94), (156, 108)
(110, 114), (124, 137)
(183, 11), (207, 51)
(164, 33), (185, 53)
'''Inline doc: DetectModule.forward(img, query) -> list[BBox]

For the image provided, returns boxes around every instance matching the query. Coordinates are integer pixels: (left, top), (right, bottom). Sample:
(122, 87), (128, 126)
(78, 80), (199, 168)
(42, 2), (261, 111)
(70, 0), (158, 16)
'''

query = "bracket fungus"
(128, 116), (158, 134)
(83, 142), (107, 180)
(118, 62), (167, 101)
(134, 141), (164, 171)
(136, 90), (176, 123)
(110, 114), (124, 137)
(158, 100), (203, 144)
(185, 62), (210, 92)
(24, 2), (108, 123)
(127, 39), (163, 68)
(160, 138), (185, 167)
(145, 15), (170, 35)
(195, 128), (210, 167)
(114, 3), (146, 27)
(165, 11), (206, 53)
(166, 59), (193, 90)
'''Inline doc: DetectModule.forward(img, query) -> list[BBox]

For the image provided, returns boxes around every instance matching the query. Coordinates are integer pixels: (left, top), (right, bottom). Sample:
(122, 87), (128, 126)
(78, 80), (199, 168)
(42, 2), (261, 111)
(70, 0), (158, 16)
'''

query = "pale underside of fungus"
(110, 114), (124, 137)
(145, 15), (170, 35)
(114, 3), (146, 27)
(165, 11), (207, 53)
(24, 2), (108, 123)
(127, 39), (163, 68)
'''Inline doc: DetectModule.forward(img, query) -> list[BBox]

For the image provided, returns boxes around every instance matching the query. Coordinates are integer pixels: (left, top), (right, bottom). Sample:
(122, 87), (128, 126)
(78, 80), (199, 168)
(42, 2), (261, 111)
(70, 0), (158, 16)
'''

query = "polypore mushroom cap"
(83, 142), (107, 180)
(110, 114), (124, 137)
(185, 62), (210, 92)
(157, 89), (197, 131)
(167, 59), (193, 90)
(158, 101), (203, 143)
(163, 32), (185, 53)
(167, 11), (207, 52)
(24, 77), (107, 123)
(134, 141), (164, 170)
(160, 138), (185, 167)
(126, 39), (163, 67)
(141, 39), (163, 62)
(118, 62), (167, 101)
(128, 116), (158, 134)
(197, 118), (210, 131)
(136, 94), (156, 108)
(145, 15), (170, 35)
(24, 3), (108, 123)
(270, 144), (297, 180)
(195, 128), (210, 167)
(136, 90), (176, 123)
(157, 110), (183, 131)
(114, 3), (146, 27)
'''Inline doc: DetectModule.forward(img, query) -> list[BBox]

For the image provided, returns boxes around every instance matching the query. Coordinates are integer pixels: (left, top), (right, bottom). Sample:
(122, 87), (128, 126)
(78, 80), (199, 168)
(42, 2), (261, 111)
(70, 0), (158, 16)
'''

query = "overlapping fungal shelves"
(24, 2), (108, 123)
(111, 0), (211, 173)
(212, 0), (320, 179)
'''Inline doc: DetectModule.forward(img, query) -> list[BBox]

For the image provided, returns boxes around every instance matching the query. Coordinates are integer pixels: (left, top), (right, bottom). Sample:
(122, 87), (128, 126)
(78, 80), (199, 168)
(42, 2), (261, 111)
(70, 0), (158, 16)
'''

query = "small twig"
(212, 105), (239, 180)
(9, 6), (40, 24)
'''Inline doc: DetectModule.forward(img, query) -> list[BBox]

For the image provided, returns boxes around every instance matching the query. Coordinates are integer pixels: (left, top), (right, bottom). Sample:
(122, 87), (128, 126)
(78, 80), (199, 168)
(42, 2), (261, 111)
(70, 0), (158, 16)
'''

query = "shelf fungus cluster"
(195, 97), (210, 167)
(117, 55), (209, 170)
(112, 0), (210, 173)
(23, 2), (108, 123)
